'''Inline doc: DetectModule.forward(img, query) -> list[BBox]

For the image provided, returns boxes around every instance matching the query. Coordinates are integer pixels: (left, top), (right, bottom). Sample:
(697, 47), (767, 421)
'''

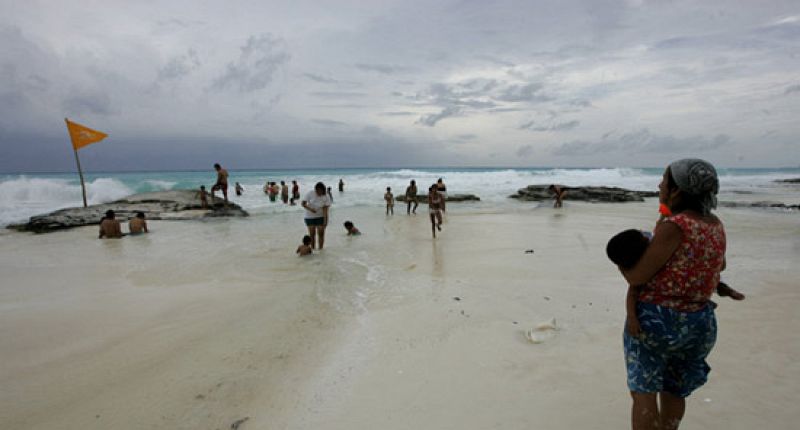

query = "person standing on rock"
(211, 163), (229, 205)
(302, 182), (332, 249)
(405, 180), (418, 214)
(99, 210), (123, 239)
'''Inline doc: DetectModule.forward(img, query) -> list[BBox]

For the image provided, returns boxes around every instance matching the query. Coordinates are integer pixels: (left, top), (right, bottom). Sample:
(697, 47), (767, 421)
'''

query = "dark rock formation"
(396, 193), (480, 203)
(510, 185), (658, 202)
(718, 201), (799, 210)
(775, 178), (800, 183)
(7, 190), (248, 233)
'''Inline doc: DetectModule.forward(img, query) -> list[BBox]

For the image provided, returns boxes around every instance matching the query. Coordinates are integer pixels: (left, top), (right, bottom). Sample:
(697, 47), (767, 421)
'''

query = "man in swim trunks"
(211, 163), (229, 205)
(405, 180), (418, 214)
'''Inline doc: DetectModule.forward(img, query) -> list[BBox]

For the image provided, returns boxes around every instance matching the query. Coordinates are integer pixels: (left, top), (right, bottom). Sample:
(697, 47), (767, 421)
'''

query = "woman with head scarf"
(618, 159), (727, 430)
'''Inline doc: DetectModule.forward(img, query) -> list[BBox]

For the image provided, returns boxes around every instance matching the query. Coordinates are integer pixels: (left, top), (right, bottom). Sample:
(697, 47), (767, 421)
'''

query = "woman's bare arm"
(621, 221), (683, 286)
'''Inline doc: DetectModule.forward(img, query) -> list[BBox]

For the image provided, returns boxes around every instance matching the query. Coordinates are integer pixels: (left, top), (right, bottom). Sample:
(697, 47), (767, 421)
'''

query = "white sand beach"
(1, 200), (798, 429)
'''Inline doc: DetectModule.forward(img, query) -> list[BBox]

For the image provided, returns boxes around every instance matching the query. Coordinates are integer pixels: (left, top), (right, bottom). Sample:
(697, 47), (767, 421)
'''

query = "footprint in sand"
(525, 318), (558, 344)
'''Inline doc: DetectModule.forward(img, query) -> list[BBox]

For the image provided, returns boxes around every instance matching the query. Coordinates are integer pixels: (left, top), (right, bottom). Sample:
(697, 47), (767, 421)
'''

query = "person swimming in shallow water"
(128, 212), (148, 235)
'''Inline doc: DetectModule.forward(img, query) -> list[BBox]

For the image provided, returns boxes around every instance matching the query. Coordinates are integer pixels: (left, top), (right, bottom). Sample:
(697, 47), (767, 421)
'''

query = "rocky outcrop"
(718, 201), (799, 210)
(510, 185), (658, 202)
(395, 193), (481, 203)
(775, 178), (800, 183)
(7, 190), (248, 233)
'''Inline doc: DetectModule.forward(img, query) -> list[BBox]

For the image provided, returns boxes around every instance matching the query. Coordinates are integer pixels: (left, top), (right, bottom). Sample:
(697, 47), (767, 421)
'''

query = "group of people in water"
(97, 210), (148, 238)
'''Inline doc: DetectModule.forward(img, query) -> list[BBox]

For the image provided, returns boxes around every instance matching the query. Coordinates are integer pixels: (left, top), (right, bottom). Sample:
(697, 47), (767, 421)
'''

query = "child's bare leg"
(716, 282), (745, 300)
(631, 392), (659, 430)
(430, 214), (436, 238)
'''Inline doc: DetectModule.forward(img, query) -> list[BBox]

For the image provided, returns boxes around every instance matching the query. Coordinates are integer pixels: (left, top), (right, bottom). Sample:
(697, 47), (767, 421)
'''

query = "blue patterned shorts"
(624, 302), (717, 398)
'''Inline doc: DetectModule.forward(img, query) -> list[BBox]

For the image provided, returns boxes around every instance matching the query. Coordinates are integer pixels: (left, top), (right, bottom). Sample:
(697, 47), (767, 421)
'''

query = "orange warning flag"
(65, 119), (108, 150)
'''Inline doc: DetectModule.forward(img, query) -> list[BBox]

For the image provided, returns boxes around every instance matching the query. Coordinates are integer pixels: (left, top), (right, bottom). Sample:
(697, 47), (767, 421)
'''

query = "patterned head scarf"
(668, 158), (719, 215)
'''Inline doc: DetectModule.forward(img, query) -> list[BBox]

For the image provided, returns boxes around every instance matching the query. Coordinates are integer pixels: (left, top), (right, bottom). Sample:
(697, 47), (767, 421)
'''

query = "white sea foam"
(0, 176), (132, 226)
(1, 167), (796, 226)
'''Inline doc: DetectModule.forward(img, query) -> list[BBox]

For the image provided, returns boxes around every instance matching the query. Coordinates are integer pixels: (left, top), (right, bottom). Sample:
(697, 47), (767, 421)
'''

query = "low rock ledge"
(7, 190), (248, 233)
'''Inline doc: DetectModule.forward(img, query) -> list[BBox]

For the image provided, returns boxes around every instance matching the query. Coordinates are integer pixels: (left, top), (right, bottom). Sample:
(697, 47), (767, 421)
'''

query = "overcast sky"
(1, 0), (798, 172)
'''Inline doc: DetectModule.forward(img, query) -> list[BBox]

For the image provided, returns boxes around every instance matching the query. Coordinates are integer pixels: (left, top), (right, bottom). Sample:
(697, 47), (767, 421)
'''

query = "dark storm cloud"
(552, 129), (732, 156)
(211, 34), (290, 92)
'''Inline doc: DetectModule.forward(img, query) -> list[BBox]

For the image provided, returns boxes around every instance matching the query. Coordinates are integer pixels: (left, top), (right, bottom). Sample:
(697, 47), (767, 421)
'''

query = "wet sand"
(1, 201), (798, 429)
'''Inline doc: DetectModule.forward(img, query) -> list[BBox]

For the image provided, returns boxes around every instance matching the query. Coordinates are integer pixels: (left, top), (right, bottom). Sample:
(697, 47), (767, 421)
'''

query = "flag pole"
(66, 118), (88, 208)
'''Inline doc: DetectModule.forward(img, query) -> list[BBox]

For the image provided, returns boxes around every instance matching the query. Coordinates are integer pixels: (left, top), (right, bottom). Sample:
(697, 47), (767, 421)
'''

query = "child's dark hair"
(344, 221), (354, 229)
(606, 229), (650, 269)
(200, 185), (206, 190)
(387, 187), (391, 192)
(302, 235), (312, 245)
(136, 212), (145, 219)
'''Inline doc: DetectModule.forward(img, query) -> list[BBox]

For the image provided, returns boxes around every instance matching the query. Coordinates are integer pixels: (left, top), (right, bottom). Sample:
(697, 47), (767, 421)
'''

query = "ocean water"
(1, 167), (798, 227)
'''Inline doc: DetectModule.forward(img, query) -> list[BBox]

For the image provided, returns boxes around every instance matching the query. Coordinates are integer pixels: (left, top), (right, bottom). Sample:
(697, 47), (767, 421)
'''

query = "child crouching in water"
(296, 235), (313, 256)
(343, 221), (361, 236)
(606, 229), (744, 335)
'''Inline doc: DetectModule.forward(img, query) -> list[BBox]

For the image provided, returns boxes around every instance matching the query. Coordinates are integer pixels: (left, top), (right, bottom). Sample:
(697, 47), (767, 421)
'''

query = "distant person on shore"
(327, 186), (334, 203)
(196, 185), (209, 209)
(280, 181), (289, 204)
(235, 182), (244, 196)
(549, 184), (566, 208)
(384, 187), (394, 215)
(436, 178), (447, 213)
(405, 180), (418, 214)
(211, 163), (229, 204)
(338, 178), (345, 192)
(302, 182), (332, 249)
(296, 235), (313, 256)
(99, 210), (123, 239)
(128, 212), (148, 235)
(344, 221), (361, 236)
(428, 184), (443, 238)
(616, 158), (729, 430)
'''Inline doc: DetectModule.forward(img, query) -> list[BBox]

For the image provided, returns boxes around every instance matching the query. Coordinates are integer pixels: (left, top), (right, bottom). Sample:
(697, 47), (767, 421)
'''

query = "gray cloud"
(416, 106), (462, 127)
(380, 111), (416, 116)
(516, 145), (535, 158)
(552, 129), (732, 157)
(521, 119), (581, 132)
(158, 49), (201, 81)
(211, 34), (290, 92)
(304, 73), (339, 84)
(62, 87), (115, 116)
(309, 91), (368, 99)
(355, 63), (412, 74)
(784, 84), (800, 95)
(311, 119), (346, 127)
